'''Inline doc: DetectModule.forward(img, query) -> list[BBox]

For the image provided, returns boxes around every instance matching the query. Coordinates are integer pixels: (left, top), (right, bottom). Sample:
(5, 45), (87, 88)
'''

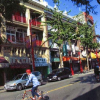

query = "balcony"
(12, 15), (26, 23)
(36, 40), (42, 46)
(32, 19), (41, 27)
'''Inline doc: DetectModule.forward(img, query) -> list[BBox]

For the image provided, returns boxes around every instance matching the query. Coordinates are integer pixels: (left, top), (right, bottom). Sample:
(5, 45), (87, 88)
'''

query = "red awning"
(0, 57), (9, 63)
(10, 63), (30, 69)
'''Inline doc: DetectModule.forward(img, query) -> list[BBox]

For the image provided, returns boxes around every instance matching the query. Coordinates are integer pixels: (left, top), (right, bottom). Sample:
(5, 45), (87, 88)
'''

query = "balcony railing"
(12, 15), (26, 23)
(32, 19), (41, 27)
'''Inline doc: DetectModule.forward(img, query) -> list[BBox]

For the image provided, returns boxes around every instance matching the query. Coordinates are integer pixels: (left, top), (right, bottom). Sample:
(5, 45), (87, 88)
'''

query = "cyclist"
(25, 69), (41, 100)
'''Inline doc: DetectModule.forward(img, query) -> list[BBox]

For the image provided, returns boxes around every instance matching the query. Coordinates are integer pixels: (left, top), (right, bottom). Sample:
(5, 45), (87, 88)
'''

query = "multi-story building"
(0, 0), (51, 86)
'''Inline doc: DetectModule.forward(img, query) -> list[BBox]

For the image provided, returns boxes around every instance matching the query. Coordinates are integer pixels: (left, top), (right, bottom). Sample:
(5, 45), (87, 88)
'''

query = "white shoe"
(32, 97), (35, 100)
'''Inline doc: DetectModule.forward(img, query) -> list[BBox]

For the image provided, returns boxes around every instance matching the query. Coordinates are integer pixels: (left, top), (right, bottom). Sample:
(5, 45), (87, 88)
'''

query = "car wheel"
(58, 77), (61, 81)
(16, 84), (22, 91)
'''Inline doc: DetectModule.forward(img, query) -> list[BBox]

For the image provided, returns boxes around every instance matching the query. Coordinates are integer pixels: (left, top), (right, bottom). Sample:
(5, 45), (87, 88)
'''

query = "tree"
(43, 2), (78, 68)
(77, 23), (96, 70)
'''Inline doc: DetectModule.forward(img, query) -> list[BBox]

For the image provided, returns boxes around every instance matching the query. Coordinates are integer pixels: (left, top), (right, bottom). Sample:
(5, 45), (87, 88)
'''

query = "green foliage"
(45, 4), (77, 48)
(0, 0), (29, 21)
(77, 23), (97, 49)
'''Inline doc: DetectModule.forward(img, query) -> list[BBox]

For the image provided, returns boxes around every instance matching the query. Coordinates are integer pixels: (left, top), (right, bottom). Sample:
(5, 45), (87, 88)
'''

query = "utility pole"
(29, 19), (35, 71)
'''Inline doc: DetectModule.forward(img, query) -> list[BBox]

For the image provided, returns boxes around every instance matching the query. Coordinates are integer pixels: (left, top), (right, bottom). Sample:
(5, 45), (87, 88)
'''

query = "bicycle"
(16, 88), (49, 100)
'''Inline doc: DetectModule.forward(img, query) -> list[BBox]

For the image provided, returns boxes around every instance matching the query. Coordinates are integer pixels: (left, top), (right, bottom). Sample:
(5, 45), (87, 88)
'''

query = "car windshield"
(51, 70), (58, 74)
(33, 72), (39, 76)
(13, 74), (23, 80)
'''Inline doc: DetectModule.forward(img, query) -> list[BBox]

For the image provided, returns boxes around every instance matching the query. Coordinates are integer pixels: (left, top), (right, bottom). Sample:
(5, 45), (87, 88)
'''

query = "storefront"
(4, 56), (32, 82)
(35, 57), (49, 79)
(0, 57), (9, 86)
(81, 58), (87, 70)
(63, 56), (70, 69)
(51, 58), (60, 70)
(71, 57), (80, 74)
(90, 52), (97, 69)
(6, 64), (31, 81)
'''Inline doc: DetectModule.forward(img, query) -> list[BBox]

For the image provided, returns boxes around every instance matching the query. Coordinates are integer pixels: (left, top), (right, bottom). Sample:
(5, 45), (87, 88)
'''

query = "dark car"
(47, 67), (72, 81)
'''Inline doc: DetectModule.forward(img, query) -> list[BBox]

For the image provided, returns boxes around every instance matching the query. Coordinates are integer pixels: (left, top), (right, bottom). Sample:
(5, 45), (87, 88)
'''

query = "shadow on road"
(71, 74), (97, 84)
(73, 86), (100, 100)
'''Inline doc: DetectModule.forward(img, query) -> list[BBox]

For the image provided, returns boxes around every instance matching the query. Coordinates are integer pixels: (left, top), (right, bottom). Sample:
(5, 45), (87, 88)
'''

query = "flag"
(32, 34), (36, 47)
(26, 36), (30, 48)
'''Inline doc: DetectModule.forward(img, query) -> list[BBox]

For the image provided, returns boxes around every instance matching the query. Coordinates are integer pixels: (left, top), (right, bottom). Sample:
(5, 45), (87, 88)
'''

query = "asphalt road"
(0, 72), (100, 100)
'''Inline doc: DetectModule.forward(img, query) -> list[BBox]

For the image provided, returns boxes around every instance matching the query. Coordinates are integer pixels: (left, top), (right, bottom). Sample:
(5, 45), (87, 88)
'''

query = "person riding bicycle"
(25, 69), (41, 100)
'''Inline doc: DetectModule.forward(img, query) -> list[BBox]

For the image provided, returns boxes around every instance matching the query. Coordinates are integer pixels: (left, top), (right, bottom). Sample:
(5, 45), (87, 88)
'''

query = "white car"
(4, 71), (42, 91)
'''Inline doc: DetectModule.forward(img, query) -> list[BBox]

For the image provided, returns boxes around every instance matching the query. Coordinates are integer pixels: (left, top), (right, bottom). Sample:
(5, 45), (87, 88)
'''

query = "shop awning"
(90, 52), (96, 59)
(63, 56), (70, 61)
(10, 63), (30, 68)
(81, 58), (86, 61)
(0, 57), (9, 68)
(63, 57), (79, 62)
(0, 57), (9, 63)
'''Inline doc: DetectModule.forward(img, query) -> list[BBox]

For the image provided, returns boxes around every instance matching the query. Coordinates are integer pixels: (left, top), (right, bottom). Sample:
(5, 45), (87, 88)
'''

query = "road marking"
(46, 81), (81, 93)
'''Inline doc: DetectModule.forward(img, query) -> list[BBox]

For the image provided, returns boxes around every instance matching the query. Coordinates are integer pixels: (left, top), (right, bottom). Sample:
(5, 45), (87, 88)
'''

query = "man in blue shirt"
(25, 69), (41, 100)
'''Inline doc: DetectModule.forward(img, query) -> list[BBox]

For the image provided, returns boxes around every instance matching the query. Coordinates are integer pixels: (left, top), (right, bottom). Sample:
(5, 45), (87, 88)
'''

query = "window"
(20, 59), (22, 63)
(6, 30), (16, 43)
(16, 32), (23, 42)
(22, 74), (28, 80)
(15, 59), (18, 63)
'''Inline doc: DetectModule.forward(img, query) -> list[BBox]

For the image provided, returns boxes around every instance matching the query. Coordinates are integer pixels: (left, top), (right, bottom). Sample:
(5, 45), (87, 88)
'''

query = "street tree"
(77, 23), (96, 70)
(43, 2), (78, 68)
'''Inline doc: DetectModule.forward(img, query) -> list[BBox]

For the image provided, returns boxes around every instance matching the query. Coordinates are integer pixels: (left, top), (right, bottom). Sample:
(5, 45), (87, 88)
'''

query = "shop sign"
(51, 58), (60, 62)
(0, 63), (9, 68)
(63, 57), (70, 61)
(35, 58), (48, 67)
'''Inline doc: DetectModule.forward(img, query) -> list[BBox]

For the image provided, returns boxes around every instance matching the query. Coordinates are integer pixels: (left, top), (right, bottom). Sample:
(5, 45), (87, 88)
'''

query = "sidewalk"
(0, 86), (4, 93)
(73, 69), (94, 77)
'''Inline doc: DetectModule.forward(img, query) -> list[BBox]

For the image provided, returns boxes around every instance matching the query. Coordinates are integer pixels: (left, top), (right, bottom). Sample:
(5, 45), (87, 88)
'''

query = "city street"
(1, 72), (100, 100)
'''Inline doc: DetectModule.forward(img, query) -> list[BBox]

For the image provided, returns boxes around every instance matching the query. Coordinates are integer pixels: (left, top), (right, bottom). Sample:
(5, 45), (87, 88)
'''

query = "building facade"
(0, 0), (51, 86)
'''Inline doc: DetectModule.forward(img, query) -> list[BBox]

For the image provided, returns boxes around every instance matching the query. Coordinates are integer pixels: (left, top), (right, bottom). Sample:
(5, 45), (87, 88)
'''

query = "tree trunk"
(58, 47), (63, 68)
(86, 48), (89, 71)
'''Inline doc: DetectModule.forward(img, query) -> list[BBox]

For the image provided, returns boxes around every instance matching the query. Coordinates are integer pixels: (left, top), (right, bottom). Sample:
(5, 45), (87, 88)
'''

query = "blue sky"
(45, 0), (100, 35)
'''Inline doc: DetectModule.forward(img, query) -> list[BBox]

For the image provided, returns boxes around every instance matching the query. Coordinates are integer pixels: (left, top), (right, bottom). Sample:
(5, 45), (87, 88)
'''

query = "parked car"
(4, 71), (42, 91)
(47, 67), (72, 81)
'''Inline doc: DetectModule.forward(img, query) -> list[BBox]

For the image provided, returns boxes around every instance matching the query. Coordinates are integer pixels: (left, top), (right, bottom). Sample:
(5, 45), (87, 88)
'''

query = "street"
(1, 72), (100, 100)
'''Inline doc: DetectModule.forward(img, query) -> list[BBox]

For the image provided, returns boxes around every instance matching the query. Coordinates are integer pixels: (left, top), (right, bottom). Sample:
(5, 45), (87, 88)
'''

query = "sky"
(45, 0), (100, 35)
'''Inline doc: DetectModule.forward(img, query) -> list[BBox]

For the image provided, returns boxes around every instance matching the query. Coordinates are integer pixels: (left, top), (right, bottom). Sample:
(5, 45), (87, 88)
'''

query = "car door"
(22, 74), (32, 87)
(63, 68), (69, 78)
(58, 68), (64, 78)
